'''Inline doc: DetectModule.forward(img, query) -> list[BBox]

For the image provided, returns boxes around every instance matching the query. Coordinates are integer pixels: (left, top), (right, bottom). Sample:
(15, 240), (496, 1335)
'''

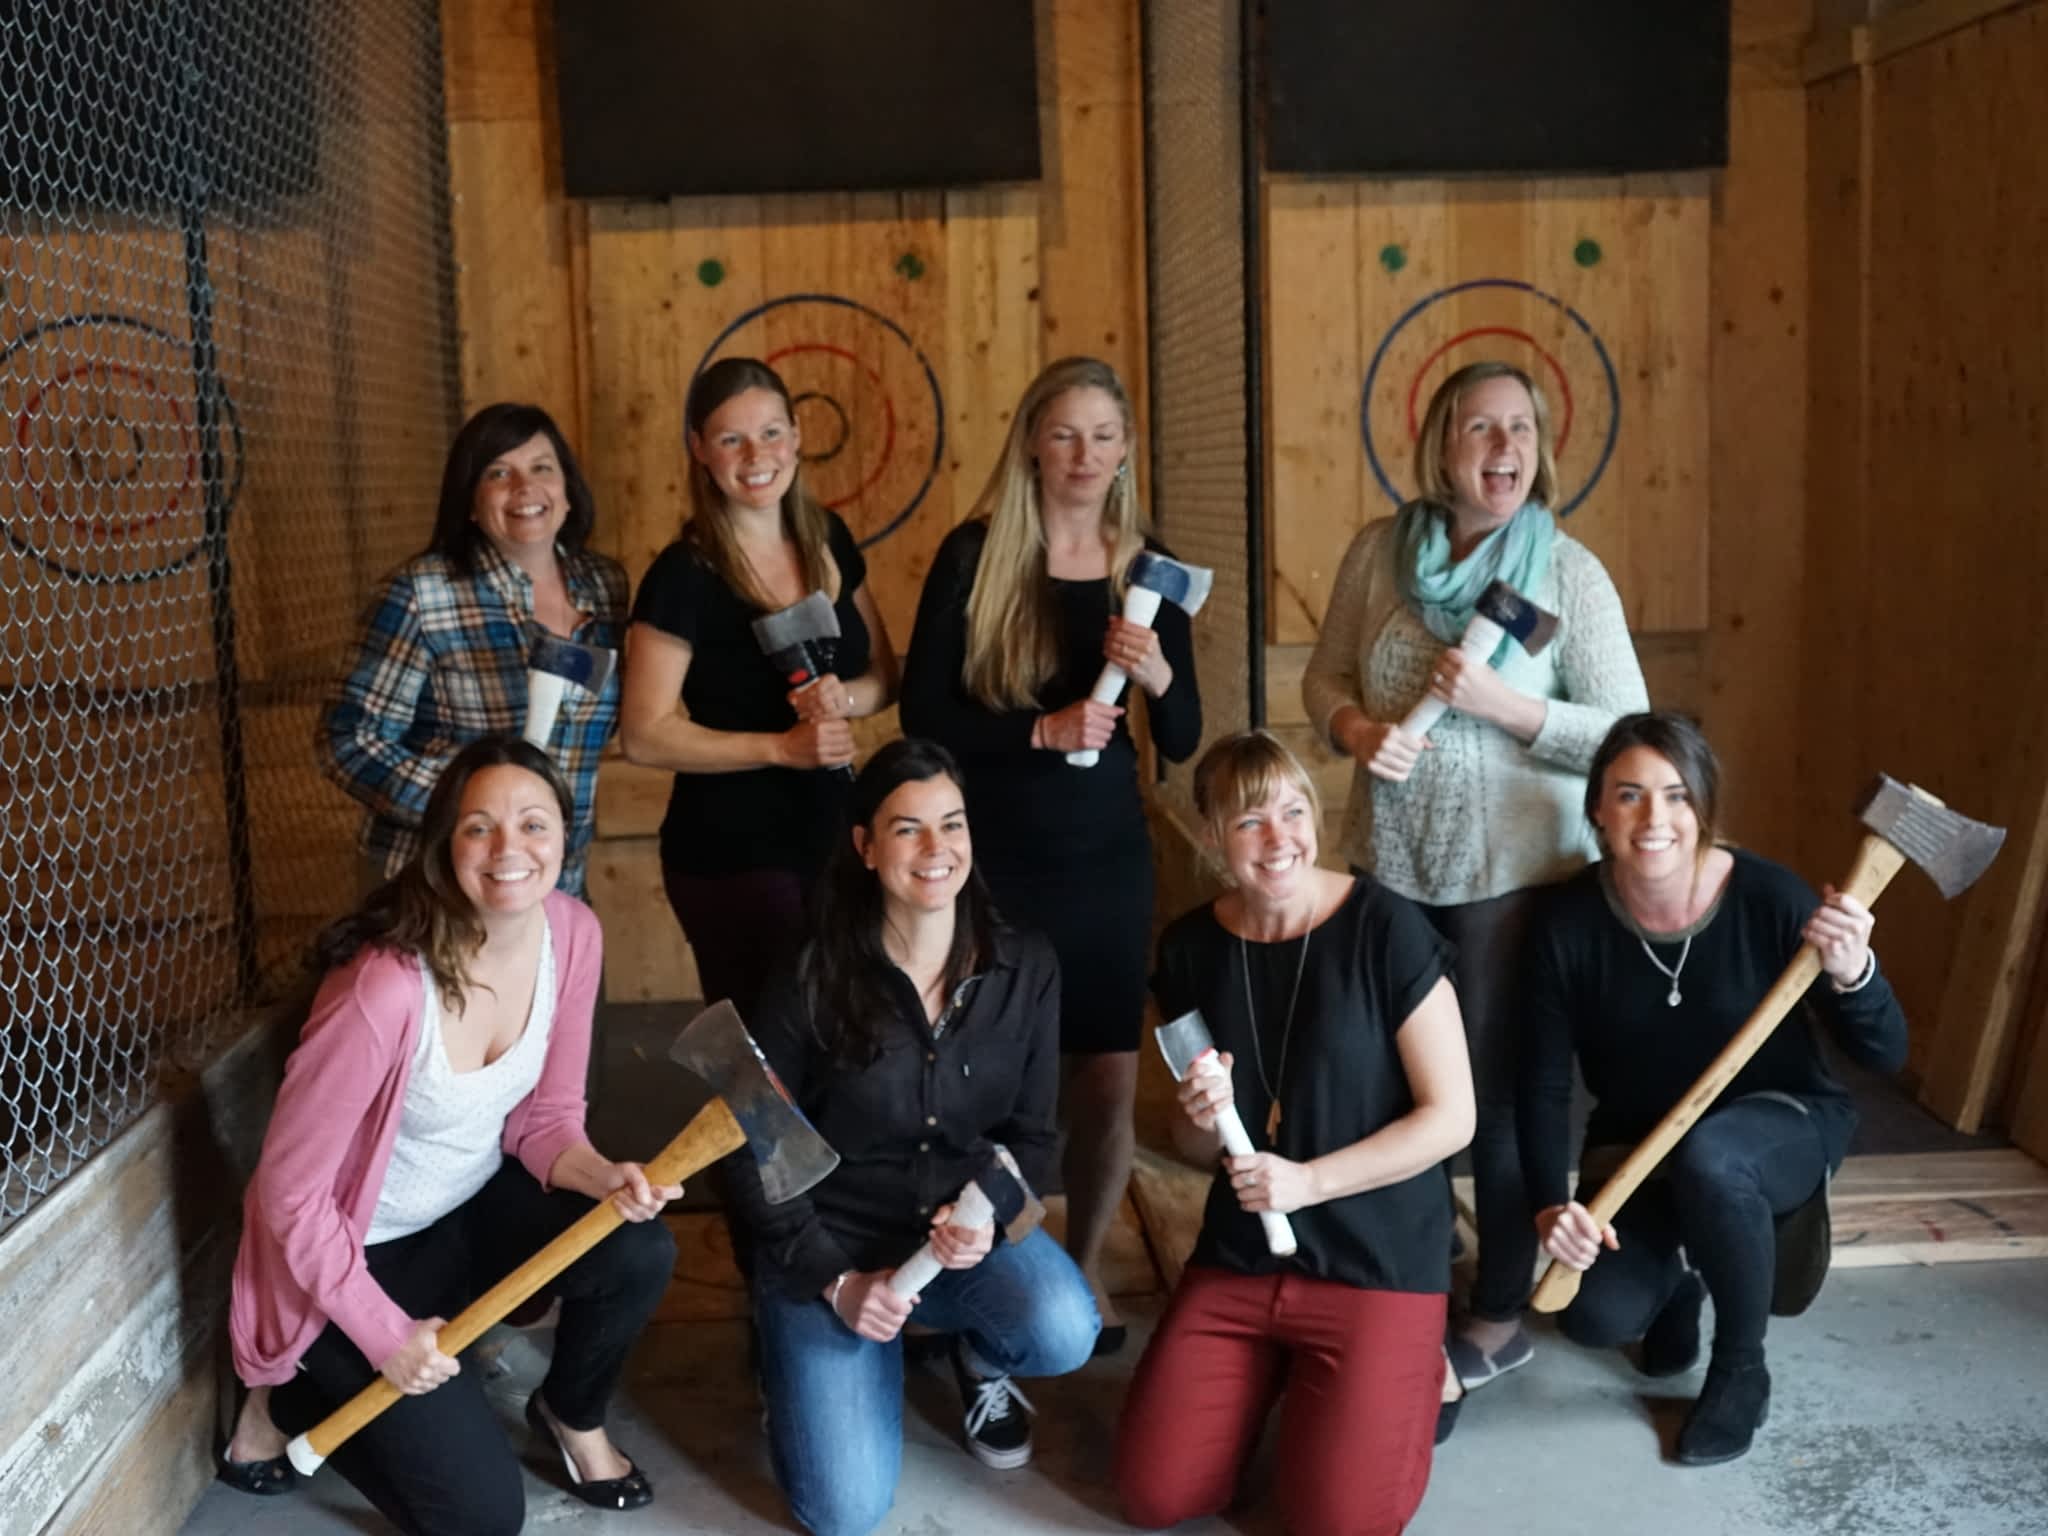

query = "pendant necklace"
(1240, 922), (1312, 1139)
(1638, 933), (1692, 1008)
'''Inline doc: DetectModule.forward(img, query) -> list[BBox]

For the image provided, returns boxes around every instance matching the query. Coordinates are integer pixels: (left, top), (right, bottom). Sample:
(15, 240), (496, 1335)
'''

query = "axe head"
(1127, 550), (1214, 618)
(986, 1144), (1048, 1245)
(668, 1001), (838, 1204)
(1855, 776), (2006, 900)
(527, 633), (617, 695)
(1153, 1008), (1217, 1083)
(751, 591), (841, 653)
(1473, 580), (1559, 657)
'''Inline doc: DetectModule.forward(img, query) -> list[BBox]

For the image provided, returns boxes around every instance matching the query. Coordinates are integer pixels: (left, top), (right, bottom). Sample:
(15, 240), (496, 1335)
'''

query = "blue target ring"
(690, 293), (945, 551)
(1360, 278), (1620, 517)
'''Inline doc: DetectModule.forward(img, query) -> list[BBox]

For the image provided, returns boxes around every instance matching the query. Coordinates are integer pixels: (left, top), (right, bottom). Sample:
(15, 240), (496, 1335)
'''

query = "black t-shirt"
(898, 518), (1202, 876)
(631, 513), (871, 878)
(1152, 876), (1456, 1295)
(1518, 848), (1911, 1210)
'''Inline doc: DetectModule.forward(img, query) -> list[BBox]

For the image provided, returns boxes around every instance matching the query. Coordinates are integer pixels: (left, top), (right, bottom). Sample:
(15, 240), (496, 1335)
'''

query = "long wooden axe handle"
(1527, 830), (1909, 1315)
(285, 1097), (746, 1474)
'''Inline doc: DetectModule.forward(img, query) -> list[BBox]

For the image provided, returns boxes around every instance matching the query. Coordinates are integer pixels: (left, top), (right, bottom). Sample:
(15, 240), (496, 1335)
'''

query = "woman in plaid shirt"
(320, 403), (628, 899)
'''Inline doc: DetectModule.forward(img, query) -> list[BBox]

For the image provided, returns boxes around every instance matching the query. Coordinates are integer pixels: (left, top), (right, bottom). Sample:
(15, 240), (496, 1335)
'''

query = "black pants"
(1416, 886), (1543, 1323)
(1559, 1095), (1827, 1365)
(270, 1159), (676, 1536)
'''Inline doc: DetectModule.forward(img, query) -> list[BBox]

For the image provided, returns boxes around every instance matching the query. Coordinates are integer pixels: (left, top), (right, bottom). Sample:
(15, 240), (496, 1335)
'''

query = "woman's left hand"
(1224, 1152), (1320, 1215)
(1805, 884), (1876, 988)
(1105, 617), (1173, 697)
(1428, 646), (1521, 728)
(926, 1202), (996, 1270)
(602, 1161), (682, 1223)
(789, 672), (854, 722)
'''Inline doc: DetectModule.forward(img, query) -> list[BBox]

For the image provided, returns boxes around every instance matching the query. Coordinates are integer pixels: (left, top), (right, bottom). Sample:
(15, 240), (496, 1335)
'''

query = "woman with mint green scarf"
(1302, 361), (1647, 1432)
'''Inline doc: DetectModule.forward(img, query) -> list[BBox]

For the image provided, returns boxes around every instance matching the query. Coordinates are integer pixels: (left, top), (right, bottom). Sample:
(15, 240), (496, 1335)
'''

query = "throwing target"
(2, 313), (242, 583)
(691, 294), (943, 550)
(1361, 278), (1619, 516)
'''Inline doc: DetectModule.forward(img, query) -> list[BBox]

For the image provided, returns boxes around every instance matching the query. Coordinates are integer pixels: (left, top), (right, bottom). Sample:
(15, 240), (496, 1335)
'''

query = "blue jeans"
(755, 1228), (1101, 1536)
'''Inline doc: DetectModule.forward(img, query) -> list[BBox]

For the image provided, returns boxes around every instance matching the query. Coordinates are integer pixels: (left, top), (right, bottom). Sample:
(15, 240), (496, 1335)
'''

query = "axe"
(887, 1145), (1046, 1296)
(523, 633), (617, 749)
(1398, 579), (1557, 741)
(1068, 550), (1213, 769)
(752, 591), (853, 781)
(284, 1001), (836, 1474)
(1529, 777), (2005, 1315)
(1155, 1009), (1299, 1257)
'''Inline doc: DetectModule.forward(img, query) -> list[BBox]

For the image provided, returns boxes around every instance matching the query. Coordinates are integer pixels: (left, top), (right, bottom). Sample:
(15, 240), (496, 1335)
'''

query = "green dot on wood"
(1378, 243), (1406, 274)
(1573, 238), (1603, 268)
(696, 259), (726, 287)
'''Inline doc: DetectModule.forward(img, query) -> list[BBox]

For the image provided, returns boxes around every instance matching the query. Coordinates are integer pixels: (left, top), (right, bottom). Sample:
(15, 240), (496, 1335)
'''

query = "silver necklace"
(1240, 924), (1312, 1139)
(1638, 933), (1692, 1008)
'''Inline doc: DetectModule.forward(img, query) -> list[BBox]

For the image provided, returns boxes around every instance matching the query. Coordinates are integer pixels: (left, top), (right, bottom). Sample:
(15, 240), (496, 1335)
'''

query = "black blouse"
(630, 511), (872, 878)
(1152, 877), (1457, 1295)
(724, 927), (1061, 1301)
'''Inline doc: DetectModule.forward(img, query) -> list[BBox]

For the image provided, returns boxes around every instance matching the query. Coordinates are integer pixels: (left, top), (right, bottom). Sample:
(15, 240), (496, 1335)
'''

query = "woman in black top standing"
(900, 356), (1201, 1347)
(1118, 732), (1472, 1536)
(621, 357), (900, 1019)
(1521, 712), (1906, 1465)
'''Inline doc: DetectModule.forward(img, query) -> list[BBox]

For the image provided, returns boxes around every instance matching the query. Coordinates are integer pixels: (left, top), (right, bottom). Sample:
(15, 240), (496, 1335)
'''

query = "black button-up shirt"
(728, 927), (1061, 1300)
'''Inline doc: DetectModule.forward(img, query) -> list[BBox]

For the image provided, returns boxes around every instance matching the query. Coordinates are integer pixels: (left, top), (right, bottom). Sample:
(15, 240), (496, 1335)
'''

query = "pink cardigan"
(229, 891), (603, 1384)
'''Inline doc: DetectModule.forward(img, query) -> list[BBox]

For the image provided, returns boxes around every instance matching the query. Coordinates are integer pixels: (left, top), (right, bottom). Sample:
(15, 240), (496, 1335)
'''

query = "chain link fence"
(1, 0), (457, 1230)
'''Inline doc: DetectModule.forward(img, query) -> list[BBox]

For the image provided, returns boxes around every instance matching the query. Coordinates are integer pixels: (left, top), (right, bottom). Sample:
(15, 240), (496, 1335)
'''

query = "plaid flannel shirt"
(318, 540), (628, 897)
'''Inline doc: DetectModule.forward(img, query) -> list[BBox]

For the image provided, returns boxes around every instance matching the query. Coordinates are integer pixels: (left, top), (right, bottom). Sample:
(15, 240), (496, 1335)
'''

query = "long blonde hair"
(962, 357), (1145, 710)
(682, 357), (841, 610)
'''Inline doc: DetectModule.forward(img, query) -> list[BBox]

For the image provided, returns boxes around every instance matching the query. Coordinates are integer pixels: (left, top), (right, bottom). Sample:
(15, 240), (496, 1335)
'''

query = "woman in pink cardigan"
(221, 736), (678, 1532)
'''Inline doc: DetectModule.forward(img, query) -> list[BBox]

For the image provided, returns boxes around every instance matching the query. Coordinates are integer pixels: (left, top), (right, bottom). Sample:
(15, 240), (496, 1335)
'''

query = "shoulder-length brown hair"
(427, 403), (597, 573)
(681, 357), (841, 611)
(961, 356), (1145, 711)
(312, 736), (573, 1011)
(1585, 711), (1724, 864)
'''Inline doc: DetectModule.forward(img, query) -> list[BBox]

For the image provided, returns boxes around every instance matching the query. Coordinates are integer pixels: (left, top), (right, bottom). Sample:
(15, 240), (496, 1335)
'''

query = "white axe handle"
(888, 1177), (996, 1296)
(1395, 613), (1507, 741)
(523, 669), (568, 748)
(1068, 586), (1165, 768)
(1193, 1054), (1298, 1258)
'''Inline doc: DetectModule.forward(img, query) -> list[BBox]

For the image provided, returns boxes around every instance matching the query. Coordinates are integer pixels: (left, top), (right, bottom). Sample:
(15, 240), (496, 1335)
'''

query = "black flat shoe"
(1091, 1323), (1128, 1359)
(525, 1394), (654, 1512)
(216, 1445), (296, 1497)
(1675, 1360), (1771, 1466)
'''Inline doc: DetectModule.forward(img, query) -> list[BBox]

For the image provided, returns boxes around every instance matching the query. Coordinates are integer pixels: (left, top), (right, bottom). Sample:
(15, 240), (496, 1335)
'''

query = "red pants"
(1117, 1266), (1445, 1536)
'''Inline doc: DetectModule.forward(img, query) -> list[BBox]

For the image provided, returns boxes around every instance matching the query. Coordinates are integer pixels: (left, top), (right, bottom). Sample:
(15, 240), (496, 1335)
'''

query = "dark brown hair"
(1585, 711), (1722, 859)
(427, 403), (596, 572)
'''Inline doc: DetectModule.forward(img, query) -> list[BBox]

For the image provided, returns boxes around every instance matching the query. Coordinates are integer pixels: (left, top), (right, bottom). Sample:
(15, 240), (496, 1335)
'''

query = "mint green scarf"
(1394, 499), (1557, 661)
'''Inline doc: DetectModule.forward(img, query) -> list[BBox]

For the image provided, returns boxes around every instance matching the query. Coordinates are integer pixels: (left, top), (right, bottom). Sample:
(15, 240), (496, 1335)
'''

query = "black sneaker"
(1675, 1359), (1771, 1466)
(1640, 1270), (1707, 1378)
(951, 1340), (1035, 1470)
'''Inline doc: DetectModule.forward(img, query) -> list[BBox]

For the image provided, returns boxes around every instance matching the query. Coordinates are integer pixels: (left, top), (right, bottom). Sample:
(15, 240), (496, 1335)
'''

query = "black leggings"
(1559, 1095), (1828, 1365)
(269, 1159), (676, 1536)
(1416, 886), (1543, 1323)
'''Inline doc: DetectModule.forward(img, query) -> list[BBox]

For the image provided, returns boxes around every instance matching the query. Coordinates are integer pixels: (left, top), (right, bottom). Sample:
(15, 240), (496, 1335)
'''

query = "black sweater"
(1518, 849), (1910, 1210)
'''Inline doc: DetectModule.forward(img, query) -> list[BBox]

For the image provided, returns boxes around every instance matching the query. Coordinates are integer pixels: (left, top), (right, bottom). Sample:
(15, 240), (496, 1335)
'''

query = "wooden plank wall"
(1803, 0), (2048, 1113)
(444, 0), (1148, 1000)
(1263, 0), (1814, 858)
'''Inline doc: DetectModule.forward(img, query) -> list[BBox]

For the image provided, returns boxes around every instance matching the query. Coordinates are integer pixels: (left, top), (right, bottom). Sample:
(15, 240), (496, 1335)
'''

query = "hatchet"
(284, 1001), (836, 1474)
(1155, 1009), (1298, 1257)
(523, 633), (617, 749)
(752, 591), (853, 780)
(1398, 579), (1557, 740)
(887, 1145), (1046, 1296)
(1529, 777), (2005, 1314)
(1068, 550), (1213, 769)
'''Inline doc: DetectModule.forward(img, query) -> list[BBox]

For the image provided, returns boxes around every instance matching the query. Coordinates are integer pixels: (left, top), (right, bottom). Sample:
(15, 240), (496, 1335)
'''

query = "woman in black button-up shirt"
(726, 738), (1099, 1536)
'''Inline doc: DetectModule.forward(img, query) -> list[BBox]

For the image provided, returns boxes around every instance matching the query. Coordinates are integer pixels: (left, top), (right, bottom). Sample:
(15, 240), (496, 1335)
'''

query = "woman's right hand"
(1336, 712), (1428, 783)
(380, 1318), (459, 1395)
(780, 717), (856, 770)
(829, 1269), (917, 1343)
(1176, 1051), (1236, 1132)
(1536, 1202), (1619, 1272)
(1035, 699), (1122, 754)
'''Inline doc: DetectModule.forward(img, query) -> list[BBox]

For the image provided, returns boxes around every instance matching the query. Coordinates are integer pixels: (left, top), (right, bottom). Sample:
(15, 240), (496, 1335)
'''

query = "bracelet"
(827, 1270), (853, 1314)
(1828, 949), (1877, 994)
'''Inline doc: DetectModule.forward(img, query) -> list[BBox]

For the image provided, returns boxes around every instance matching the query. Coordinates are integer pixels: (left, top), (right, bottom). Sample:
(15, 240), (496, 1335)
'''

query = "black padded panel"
(553, 0), (1041, 197)
(1264, 2), (1729, 176)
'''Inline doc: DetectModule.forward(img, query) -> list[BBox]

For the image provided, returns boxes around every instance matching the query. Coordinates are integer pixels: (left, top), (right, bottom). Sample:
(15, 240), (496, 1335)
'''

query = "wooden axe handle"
(285, 1096), (745, 1473)
(1528, 830), (1908, 1315)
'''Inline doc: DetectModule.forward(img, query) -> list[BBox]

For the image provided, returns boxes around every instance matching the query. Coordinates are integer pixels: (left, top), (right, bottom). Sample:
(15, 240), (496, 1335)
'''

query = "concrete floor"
(183, 1256), (2048, 1536)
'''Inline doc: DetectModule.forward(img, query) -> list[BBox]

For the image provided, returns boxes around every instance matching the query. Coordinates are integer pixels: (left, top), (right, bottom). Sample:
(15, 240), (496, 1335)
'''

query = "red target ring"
(762, 342), (899, 509)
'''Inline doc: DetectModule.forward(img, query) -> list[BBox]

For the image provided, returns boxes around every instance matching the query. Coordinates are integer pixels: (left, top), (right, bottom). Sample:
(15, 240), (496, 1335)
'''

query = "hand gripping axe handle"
(1155, 1009), (1298, 1257)
(1529, 776), (2004, 1314)
(887, 1146), (1044, 1296)
(1397, 579), (1557, 741)
(286, 1001), (837, 1474)
(1068, 551), (1212, 769)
